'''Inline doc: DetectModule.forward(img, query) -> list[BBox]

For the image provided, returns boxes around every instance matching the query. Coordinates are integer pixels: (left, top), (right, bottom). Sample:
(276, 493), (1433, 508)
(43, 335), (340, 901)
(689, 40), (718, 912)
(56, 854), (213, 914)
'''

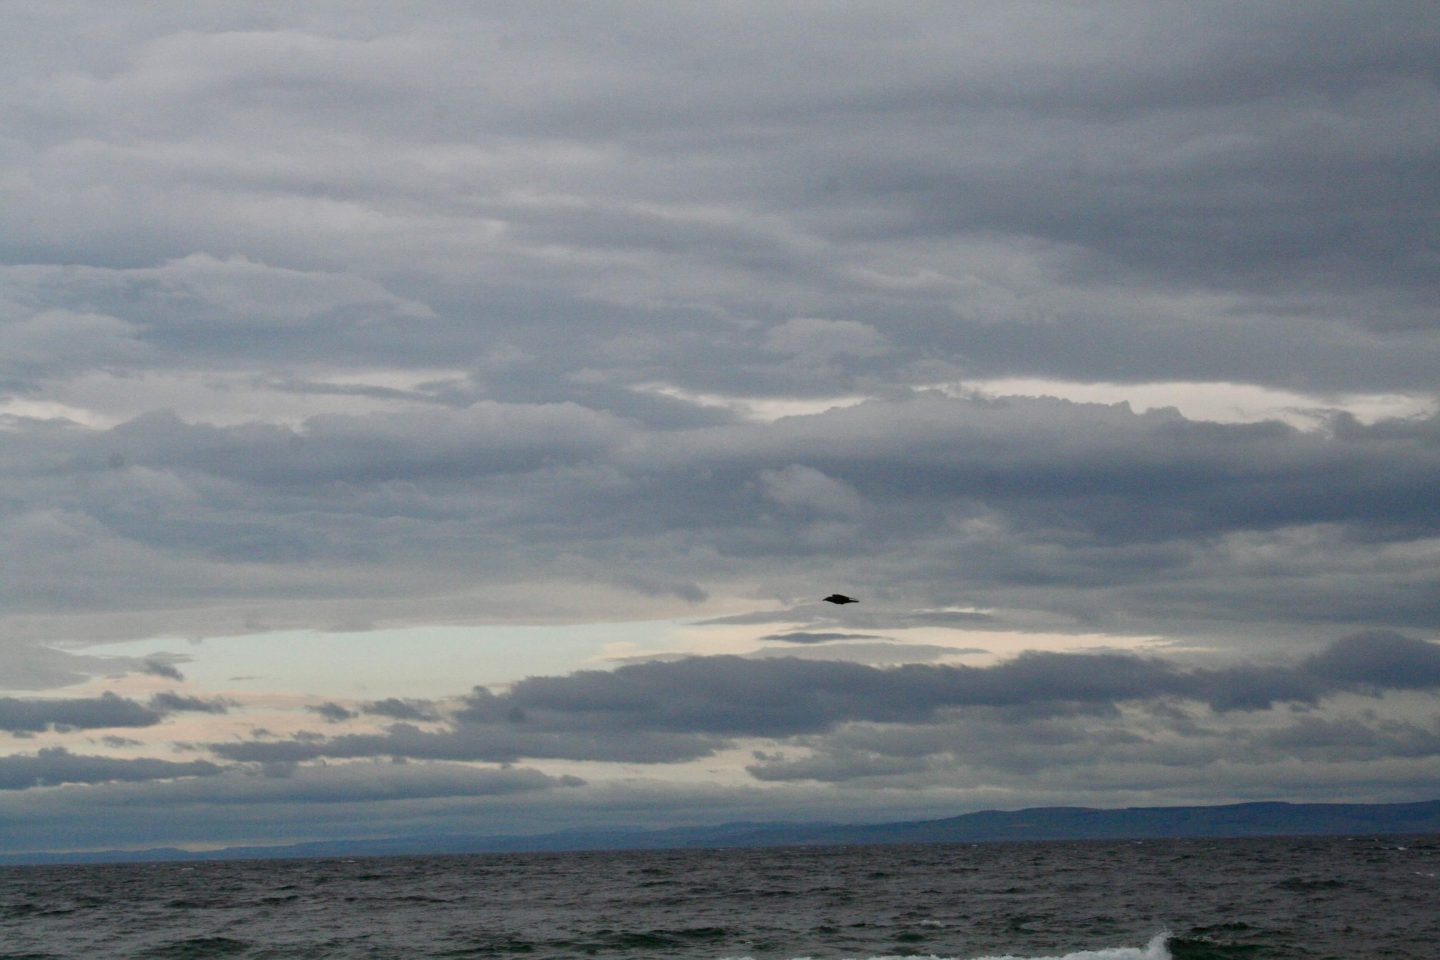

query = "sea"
(1, 834), (1436, 959)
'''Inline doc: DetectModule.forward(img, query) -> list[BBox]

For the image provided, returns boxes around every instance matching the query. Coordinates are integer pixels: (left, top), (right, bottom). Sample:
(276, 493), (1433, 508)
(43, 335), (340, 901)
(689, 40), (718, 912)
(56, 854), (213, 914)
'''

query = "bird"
(822, 593), (858, 604)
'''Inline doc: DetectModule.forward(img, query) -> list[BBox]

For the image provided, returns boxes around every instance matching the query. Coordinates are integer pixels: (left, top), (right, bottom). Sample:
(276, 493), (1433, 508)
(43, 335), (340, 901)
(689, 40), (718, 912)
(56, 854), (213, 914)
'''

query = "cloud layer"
(208, 632), (1440, 766)
(1, 3), (1438, 852)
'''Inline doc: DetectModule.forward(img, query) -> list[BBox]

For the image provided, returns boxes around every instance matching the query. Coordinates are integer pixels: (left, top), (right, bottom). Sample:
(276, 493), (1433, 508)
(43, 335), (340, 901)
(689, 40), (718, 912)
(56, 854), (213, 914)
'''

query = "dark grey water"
(2, 835), (1437, 959)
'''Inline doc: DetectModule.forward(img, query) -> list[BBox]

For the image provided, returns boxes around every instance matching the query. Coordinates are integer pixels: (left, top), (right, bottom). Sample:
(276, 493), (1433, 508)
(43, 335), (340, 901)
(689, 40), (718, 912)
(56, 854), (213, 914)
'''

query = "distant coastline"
(5, 798), (1437, 866)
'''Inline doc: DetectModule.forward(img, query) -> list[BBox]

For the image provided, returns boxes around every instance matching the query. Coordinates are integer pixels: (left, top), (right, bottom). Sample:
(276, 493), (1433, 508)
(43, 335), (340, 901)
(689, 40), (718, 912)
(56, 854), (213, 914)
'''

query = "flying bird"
(823, 594), (858, 604)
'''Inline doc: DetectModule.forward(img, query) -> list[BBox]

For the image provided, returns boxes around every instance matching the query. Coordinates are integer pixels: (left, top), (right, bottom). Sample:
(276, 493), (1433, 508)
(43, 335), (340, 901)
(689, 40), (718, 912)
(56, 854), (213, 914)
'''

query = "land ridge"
(5, 797), (1437, 865)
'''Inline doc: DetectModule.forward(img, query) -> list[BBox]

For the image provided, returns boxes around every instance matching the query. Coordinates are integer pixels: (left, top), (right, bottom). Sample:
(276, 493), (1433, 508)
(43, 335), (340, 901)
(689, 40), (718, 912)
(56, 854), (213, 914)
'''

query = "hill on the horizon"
(4, 798), (1437, 866)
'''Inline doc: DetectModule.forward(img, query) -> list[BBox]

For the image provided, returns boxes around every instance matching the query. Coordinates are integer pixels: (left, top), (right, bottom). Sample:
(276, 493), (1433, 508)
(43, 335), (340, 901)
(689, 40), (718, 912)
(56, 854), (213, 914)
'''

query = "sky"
(1, 1), (1438, 855)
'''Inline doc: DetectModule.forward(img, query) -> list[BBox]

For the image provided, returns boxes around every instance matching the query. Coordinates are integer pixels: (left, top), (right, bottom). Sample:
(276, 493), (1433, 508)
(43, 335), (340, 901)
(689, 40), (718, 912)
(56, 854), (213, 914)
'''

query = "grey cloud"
(0, 309), (147, 381)
(616, 576), (710, 604)
(0, 747), (221, 790)
(1260, 716), (1440, 763)
(1304, 630), (1440, 689)
(751, 643), (986, 667)
(149, 692), (230, 715)
(4, 1), (1440, 850)
(0, 749), (573, 810)
(212, 720), (720, 767)
(0, 392), (1434, 653)
(141, 659), (185, 681)
(747, 748), (930, 784)
(0, 760), (613, 854)
(760, 632), (887, 644)
(308, 702), (357, 723)
(363, 698), (439, 722)
(0, 643), (180, 692)
(0, 258), (435, 382)
(0, 692), (161, 733)
(207, 632), (1440, 767)
(0, 689), (235, 734)
(3, 6), (1436, 400)
(102, 400), (629, 486)
(743, 695), (1440, 788)
(495, 633), (1433, 739)
(188, 762), (587, 807)
(1, 0), (1438, 653)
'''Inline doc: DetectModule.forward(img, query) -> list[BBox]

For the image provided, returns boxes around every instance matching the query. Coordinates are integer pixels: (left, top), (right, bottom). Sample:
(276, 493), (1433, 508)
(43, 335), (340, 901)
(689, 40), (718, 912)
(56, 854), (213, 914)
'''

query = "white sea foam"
(723, 933), (1172, 960)
(958, 932), (1172, 960)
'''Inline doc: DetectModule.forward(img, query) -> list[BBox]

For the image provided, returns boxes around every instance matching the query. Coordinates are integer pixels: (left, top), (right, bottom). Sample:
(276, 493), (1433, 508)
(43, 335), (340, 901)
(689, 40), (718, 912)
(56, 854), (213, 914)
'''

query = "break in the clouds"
(1, 3), (1438, 853)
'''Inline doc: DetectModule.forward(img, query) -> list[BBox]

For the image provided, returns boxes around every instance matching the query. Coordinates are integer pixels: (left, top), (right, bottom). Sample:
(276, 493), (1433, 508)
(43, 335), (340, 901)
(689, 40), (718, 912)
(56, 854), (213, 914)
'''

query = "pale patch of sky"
(962, 379), (1438, 428)
(81, 621), (685, 700)
(631, 382), (870, 423)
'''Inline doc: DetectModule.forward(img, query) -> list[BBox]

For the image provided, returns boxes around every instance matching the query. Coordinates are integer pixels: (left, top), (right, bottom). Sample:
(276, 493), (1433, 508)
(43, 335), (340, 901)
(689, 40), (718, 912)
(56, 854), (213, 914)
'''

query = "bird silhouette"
(822, 594), (858, 604)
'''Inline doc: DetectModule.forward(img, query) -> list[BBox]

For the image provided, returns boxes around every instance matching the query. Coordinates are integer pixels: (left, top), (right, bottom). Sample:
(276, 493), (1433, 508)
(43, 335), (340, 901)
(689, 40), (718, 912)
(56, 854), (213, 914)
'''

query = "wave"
(723, 933), (1172, 960)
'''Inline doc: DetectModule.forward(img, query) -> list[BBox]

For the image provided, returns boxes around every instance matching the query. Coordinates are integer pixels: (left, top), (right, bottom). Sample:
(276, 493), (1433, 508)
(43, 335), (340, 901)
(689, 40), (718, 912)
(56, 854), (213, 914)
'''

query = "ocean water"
(1, 834), (1436, 959)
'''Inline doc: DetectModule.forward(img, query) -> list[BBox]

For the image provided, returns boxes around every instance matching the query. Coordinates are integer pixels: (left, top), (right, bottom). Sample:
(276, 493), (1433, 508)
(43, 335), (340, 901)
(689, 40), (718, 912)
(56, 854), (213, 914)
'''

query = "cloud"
(204, 632), (1440, 770)
(1303, 630), (1440, 689)
(0, 747), (221, 790)
(0, 643), (182, 692)
(211, 721), (721, 767)
(2, 393), (1434, 652)
(0, 692), (161, 734)
(747, 747), (930, 783)
(141, 659), (185, 681)
(0, 309), (147, 381)
(308, 702), (357, 723)
(749, 642), (980, 666)
(149, 692), (230, 715)
(362, 698), (439, 722)
(2, 1), (1439, 850)
(0, 758), (590, 851)
(759, 632), (887, 644)
(763, 318), (887, 361)
(759, 465), (865, 516)
(1, 1), (1438, 655)
(1259, 716), (1440, 763)
(0, 689), (243, 734)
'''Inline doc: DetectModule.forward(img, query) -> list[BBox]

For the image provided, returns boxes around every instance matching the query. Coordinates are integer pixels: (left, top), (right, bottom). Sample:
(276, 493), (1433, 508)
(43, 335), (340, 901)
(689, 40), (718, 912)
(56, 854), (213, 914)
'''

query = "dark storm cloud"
(0, 747), (221, 790)
(208, 632), (1440, 767)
